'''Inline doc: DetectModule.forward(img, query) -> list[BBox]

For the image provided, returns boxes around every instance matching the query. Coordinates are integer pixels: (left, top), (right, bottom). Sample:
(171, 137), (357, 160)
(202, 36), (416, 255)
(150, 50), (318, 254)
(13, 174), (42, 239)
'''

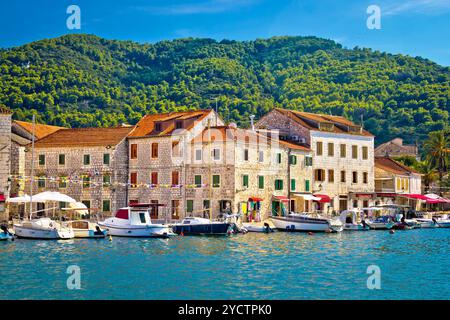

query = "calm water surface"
(1, 229), (449, 300)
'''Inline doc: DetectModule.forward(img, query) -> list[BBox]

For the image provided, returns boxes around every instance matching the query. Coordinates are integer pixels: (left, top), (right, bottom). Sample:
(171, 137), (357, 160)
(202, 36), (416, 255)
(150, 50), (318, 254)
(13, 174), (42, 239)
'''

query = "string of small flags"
(8, 175), (210, 189)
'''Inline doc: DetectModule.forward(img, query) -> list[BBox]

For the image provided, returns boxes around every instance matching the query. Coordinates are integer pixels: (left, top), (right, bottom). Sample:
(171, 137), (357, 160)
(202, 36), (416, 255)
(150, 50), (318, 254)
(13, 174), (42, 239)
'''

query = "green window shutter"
(39, 154), (45, 165)
(102, 200), (111, 212)
(289, 155), (297, 165)
(213, 175), (220, 187)
(291, 179), (296, 191)
(258, 176), (264, 189)
(277, 153), (282, 164)
(103, 153), (110, 165)
(84, 154), (90, 165)
(305, 156), (312, 166)
(58, 154), (65, 165)
(275, 179), (283, 190)
(243, 175), (249, 187)
(186, 200), (194, 213)
(305, 180), (310, 192)
(194, 175), (202, 186)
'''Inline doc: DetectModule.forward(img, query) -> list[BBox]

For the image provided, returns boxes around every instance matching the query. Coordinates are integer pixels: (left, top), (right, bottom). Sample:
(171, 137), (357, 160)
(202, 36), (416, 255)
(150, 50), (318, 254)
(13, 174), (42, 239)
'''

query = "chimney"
(250, 115), (255, 131)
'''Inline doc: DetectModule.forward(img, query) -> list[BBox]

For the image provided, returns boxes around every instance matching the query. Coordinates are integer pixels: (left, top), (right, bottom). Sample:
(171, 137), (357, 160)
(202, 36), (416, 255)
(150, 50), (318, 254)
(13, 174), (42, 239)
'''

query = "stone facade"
(0, 109), (12, 220)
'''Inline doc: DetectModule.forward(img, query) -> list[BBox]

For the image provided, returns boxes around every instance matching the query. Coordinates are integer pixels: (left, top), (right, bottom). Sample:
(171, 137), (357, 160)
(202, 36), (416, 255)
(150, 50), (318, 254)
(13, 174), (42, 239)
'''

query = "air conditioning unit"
(291, 135), (299, 141)
(298, 137), (306, 143)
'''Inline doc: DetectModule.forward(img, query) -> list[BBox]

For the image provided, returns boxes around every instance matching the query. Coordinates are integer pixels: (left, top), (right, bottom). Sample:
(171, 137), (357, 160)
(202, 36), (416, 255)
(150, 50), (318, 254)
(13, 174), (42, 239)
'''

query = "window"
(194, 175), (202, 187)
(340, 144), (346, 158)
(353, 200), (358, 208)
(102, 200), (111, 212)
(352, 171), (358, 184)
(291, 179), (296, 191)
(103, 153), (110, 165)
(155, 123), (162, 132)
(212, 148), (221, 160)
(82, 200), (91, 209)
(139, 212), (146, 223)
(151, 172), (158, 185)
(328, 143), (334, 157)
(171, 200), (180, 219)
(175, 121), (183, 129)
(362, 146), (368, 160)
(212, 175), (220, 188)
(59, 202), (66, 210)
(58, 154), (65, 165)
(103, 175), (111, 187)
(244, 149), (249, 161)
(305, 156), (313, 166)
(172, 141), (181, 157)
(83, 154), (90, 165)
(275, 179), (284, 190)
(340, 170), (346, 183)
(83, 176), (90, 189)
(397, 178), (401, 190)
(242, 175), (249, 188)
(352, 145), (358, 159)
(130, 172), (137, 186)
(38, 154), (45, 166)
(276, 153), (282, 164)
(258, 151), (264, 162)
(59, 176), (67, 189)
(316, 141), (323, 156)
(172, 171), (180, 185)
(363, 172), (368, 184)
(195, 149), (202, 161)
(186, 200), (194, 213)
(151, 143), (158, 158)
(289, 155), (297, 165)
(328, 169), (334, 183)
(258, 176), (264, 189)
(305, 180), (310, 192)
(38, 176), (45, 188)
(314, 169), (325, 182)
(130, 144), (138, 159)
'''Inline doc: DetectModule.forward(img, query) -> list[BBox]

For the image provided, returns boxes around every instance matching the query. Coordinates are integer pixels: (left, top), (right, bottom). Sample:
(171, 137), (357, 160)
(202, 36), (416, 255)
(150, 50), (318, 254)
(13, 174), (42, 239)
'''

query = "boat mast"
(208, 118), (212, 222)
(29, 114), (35, 220)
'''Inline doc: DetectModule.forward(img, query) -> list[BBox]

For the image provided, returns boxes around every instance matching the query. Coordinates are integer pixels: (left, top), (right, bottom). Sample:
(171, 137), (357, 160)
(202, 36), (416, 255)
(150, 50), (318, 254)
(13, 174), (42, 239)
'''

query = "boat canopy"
(313, 194), (331, 203)
(248, 197), (263, 202)
(6, 192), (76, 203)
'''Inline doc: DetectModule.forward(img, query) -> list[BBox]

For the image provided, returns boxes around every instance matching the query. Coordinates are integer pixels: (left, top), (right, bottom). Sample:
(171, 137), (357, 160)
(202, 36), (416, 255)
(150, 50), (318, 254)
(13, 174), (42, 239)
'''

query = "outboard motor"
(263, 222), (272, 233)
(1, 225), (11, 235)
(94, 225), (104, 236)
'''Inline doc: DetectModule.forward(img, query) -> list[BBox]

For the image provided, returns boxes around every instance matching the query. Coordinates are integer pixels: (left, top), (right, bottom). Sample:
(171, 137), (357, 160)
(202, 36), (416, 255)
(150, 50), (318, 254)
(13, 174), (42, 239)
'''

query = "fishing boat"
(365, 216), (395, 230)
(98, 204), (175, 238)
(0, 225), (14, 241)
(242, 222), (275, 233)
(270, 213), (343, 233)
(13, 217), (74, 239)
(339, 209), (370, 231)
(172, 217), (233, 235)
(67, 220), (107, 238)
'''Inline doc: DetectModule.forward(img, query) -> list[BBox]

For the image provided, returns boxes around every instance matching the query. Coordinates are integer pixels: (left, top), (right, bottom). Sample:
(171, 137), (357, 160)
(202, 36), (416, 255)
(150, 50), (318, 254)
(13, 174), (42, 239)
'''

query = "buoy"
(389, 230), (395, 234)
(180, 231), (184, 236)
(108, 235), (113, 241)
(308, 232), (314, 235)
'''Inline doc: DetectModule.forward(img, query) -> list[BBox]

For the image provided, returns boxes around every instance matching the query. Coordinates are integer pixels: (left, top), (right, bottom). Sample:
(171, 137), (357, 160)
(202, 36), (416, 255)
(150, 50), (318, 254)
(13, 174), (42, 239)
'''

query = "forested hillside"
(1, 34), (449, 144)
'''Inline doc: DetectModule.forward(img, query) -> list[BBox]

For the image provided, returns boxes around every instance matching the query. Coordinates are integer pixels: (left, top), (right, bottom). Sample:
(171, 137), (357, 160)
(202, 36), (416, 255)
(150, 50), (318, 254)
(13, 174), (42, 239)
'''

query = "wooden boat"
(68, 220), (107, 238)
(98, 204), (175, 238)
(172, 217), (232, 235)
(13, 218), (74, 239)
(271, 213), (343, 233)
(339, 209), (370, 231)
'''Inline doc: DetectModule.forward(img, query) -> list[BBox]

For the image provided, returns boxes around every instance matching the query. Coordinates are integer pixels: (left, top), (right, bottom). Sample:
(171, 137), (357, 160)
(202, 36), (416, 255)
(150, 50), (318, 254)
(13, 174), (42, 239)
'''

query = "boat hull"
(436, 220), (450, 228)
(242, 223), (275, 233)
(172, 223), (231, 235)
(73, 228), (108, 238)
(0, 233), (13, 241)
(13, 225), (74, 239)
(344, 223), (370, 231)
(366, 221), (395, 230)
(98, 222), (175, 238)
(270, 216), (339, 232)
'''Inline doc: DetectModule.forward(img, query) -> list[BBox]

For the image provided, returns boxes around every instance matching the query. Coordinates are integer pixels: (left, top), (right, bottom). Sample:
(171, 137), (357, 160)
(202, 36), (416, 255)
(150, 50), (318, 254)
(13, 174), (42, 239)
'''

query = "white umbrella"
(32, 191), (77, 203)
(66, 201), (89, 216)
(6, 194), (32, 203)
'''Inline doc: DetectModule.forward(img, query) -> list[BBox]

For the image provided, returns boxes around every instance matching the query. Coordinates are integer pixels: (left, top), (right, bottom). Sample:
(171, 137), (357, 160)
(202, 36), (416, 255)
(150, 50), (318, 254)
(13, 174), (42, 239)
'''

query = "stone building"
(375, 138), (419, 160)
(24, 126), (134, 216)
(0, 105), (12, 220)
(186, 125), (313, 221)
(127, 109), (221, 220)
(374, 156), (422, 208)
(256, 108), (376, 214)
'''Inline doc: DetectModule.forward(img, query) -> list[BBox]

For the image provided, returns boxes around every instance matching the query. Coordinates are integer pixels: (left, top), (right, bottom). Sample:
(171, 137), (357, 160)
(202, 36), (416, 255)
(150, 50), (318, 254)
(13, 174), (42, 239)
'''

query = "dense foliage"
(1, 34), (449, 145)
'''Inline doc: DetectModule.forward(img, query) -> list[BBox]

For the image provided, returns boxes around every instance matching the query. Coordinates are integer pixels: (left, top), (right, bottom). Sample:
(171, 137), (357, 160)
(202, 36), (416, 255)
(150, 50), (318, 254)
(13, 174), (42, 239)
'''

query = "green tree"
(423, 130), (450, 193)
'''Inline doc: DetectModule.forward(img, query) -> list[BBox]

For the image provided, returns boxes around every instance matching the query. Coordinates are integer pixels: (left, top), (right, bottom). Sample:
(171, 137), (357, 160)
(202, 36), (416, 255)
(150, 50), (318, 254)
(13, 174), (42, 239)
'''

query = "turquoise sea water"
(0, 229), (449, 300)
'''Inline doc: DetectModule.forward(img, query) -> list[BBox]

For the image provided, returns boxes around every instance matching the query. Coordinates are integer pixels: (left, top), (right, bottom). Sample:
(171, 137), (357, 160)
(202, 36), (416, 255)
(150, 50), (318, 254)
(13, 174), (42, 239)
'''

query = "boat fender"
(389, 230), (395, 234)
(108, 235), (113, 241)
(308, 232), (314, 236)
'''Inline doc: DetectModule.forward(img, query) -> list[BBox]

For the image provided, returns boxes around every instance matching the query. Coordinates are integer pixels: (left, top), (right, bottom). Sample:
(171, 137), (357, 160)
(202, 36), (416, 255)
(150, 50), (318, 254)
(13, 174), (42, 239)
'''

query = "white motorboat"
(339, 209), (370, 231)
(242, 222), (275, 233)
(270, 213), (343, 233)
(433, 215), (450, 228)
(415, 218), (438, 228)
(13, 217), (74, 239)
(363, 206), (395, 230)
(68, 220), (108, 238)
(98, 204), (176, 238)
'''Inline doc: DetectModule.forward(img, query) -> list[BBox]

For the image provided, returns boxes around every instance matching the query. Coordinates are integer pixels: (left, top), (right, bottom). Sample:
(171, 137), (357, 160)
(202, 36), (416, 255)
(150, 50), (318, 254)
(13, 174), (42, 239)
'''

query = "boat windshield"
(130, 211), (149, 225)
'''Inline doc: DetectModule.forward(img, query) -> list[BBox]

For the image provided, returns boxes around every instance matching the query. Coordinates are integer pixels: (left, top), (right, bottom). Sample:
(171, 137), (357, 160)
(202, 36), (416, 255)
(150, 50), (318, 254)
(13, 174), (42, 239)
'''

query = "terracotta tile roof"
(273, 108), (373, 137)
(33, 126), (134, 148)
(129, 110), (212, 137)
(375, 156), (420, 175)
(375, 138), (418, 157)
(14, 120), (64, 140)
(0, 104), (12, 114)
(192, 125), (311, 151)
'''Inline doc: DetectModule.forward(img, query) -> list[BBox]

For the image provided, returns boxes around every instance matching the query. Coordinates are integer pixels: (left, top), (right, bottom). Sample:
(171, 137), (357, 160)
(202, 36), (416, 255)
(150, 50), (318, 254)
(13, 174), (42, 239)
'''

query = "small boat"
(270, 213), (343, 233)
(68, 220), (108, 238)
(434, 217), (450, 228)
(365, 216), (395, 230)
(98, 204), (175, 238)
(0, 225), (14, 241)
(13, 217), (74, 239)
(414, 218), (437, 228)
(172, 217), (232, 236)
(242, 222), (275, 233)
(339, 209), (370, 231)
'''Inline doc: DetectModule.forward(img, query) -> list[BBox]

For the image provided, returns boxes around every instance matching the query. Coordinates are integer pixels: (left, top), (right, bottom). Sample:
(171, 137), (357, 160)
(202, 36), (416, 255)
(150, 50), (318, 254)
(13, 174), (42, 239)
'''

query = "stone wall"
(0, 113), (12, 220)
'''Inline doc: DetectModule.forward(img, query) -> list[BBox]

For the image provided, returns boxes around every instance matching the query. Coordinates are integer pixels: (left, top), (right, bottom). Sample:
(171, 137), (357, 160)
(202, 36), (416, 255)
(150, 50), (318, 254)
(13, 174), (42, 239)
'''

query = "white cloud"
(135, 0), (258, 15)
(383, 0), (450, 16)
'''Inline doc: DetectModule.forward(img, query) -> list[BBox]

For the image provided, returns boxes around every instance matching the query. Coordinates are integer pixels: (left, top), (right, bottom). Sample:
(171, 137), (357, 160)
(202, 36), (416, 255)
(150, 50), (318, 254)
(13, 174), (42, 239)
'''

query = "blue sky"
(1, 0), (450, 66)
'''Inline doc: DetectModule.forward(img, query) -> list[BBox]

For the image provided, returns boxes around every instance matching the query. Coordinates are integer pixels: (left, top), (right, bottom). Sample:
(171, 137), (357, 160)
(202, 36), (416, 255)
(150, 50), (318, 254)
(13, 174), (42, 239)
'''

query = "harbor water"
(1, 228), (449, 300)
